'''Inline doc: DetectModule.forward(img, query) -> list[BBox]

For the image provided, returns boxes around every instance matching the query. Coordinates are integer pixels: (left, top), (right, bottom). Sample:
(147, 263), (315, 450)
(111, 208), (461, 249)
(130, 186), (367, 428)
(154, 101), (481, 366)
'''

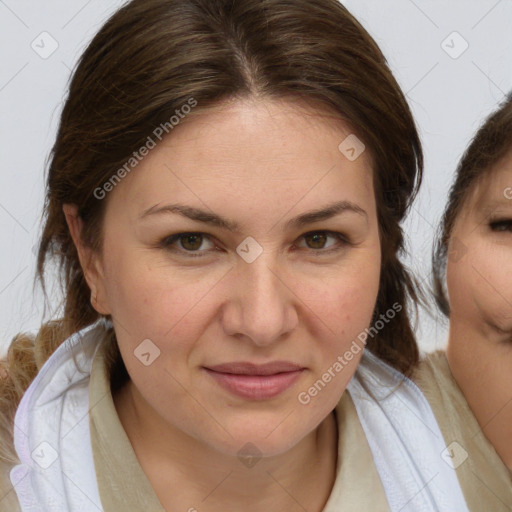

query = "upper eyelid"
(489, 218), (512, 225)
(488, 219), (512, 232)
(489, 219), (512, 226)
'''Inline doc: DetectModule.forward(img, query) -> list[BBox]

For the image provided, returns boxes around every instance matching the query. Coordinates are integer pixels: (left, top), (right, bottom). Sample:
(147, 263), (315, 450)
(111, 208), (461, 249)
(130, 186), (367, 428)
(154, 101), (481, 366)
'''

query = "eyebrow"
(138, 200), (367, 232)
(478, 199), (512, 215)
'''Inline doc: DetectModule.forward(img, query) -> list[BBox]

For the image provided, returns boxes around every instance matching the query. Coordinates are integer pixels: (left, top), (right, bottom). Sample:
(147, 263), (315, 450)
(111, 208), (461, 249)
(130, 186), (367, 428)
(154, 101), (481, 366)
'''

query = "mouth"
(203, 361), (306, 400)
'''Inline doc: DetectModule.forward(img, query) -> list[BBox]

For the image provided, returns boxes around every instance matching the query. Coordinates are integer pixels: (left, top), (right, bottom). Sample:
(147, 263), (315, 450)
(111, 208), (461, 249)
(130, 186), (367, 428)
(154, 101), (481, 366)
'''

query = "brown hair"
(432, 95), (512, 316)
(0, 0), (423, 464)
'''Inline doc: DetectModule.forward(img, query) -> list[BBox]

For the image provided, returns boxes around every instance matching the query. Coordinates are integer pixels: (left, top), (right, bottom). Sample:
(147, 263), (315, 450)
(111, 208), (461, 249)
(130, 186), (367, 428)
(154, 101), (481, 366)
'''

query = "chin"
(205, 417), (314, 460)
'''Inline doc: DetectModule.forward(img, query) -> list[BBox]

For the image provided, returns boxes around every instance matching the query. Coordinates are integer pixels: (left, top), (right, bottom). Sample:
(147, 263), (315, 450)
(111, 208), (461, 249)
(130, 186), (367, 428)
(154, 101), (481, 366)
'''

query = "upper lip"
(204, 361), (305, 376)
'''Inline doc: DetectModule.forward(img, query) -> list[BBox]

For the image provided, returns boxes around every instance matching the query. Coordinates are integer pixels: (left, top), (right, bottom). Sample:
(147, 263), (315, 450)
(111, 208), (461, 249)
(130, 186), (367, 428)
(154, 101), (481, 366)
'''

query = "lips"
(203, 361), (305, 400)
(205, 361), (304, 376)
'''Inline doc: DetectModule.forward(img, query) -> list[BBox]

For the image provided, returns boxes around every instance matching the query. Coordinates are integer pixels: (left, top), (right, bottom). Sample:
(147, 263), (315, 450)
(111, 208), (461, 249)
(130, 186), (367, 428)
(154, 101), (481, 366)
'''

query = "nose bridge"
(226, 251), (297, 345)
(244, 255), (283, 306)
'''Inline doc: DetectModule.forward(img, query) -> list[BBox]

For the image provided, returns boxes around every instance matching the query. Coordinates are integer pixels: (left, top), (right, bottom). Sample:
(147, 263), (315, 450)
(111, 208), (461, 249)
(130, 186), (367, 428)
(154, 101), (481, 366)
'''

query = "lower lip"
(204, 369), (304, 400)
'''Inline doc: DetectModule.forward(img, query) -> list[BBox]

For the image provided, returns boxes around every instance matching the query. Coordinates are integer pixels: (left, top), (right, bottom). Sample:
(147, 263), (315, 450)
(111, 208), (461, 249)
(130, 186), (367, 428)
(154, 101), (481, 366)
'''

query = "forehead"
(106, 97), (376, 222)
(469, 154), (512, 210)
(162, 96), (370, 161)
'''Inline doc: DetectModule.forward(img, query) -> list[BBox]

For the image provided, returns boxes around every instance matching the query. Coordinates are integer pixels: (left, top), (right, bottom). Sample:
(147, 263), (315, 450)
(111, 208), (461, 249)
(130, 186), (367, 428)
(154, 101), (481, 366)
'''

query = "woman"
(0, 1), (468, 510)
(416, 95), (512, 511)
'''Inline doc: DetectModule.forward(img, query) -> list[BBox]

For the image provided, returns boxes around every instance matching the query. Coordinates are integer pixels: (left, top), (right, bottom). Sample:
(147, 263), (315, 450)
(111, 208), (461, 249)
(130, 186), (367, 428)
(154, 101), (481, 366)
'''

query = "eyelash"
(489, 219), (512, 232)
(158, 231), (350, 258)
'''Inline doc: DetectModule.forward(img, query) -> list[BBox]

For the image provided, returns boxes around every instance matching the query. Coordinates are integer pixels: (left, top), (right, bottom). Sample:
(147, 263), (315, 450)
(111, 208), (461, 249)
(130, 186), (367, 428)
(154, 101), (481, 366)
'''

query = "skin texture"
(446, 156), (512, 470)
(63, 97), (381, 511)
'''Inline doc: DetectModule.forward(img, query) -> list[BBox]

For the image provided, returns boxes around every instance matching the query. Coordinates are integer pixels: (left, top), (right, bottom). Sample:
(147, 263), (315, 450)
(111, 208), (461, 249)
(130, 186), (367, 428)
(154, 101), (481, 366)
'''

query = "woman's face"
(87, 98), (381, 457)
(446, 158), (512, 458)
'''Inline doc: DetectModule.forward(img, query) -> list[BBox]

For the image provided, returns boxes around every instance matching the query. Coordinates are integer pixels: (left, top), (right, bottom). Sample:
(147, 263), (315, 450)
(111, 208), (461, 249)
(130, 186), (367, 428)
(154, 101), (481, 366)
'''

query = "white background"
(1, 0), (511, 356)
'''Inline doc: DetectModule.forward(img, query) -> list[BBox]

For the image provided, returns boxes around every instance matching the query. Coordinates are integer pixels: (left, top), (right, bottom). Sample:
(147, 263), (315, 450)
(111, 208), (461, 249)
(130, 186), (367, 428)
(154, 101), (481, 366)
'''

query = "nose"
(221, 256), (299, 347)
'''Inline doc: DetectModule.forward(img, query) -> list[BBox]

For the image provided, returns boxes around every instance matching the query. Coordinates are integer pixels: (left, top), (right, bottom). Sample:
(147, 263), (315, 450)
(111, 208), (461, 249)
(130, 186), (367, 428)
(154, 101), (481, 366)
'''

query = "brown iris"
(304, 232), (328, 249)
(180, 234), (203, 251)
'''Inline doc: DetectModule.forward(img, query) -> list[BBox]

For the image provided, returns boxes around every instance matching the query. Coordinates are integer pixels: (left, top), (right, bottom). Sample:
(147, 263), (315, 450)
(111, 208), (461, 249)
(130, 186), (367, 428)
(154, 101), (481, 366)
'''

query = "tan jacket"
(412, 351), (512, 511)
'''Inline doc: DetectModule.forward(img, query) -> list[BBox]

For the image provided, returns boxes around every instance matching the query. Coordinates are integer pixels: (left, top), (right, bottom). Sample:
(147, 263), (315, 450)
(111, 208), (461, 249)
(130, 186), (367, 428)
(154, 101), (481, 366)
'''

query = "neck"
(113, 379), (339, 512)
(447, 322), (512, 471)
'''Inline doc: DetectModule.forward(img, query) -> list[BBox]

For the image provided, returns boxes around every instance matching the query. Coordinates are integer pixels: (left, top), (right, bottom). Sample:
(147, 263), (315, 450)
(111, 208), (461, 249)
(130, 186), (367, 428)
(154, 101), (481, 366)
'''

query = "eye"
(159, 232), (216, 257)
(159, 230), (350, 258)
(489, 219), (512, 232)
(295, 231), (350, 253)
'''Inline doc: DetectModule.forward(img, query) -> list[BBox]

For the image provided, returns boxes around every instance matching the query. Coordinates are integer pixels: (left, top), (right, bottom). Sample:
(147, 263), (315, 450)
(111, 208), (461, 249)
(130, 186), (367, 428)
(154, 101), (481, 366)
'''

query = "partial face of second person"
(75, 97), (381, 460)
(446, 155), (512, 467)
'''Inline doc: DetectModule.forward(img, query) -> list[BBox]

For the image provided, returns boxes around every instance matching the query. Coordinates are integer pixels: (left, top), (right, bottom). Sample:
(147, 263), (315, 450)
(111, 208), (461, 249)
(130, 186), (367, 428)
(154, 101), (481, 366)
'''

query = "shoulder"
(412, 350), (512, 510)
(411, 349), (483, 443)
(411, 349), (473, 414)
(411, 350), (457, 399)
(412, 349), (450, 382)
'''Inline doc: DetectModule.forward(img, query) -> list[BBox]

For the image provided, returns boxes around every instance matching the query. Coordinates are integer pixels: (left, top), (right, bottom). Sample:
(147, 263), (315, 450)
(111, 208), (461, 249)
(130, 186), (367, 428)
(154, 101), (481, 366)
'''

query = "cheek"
(471, 246), (512, 328)
(296, 256), (382, 361)
(446, 258), (472, 316)
(309, 270), (380, 337)
(448, 245), (512, 331)
(103, 256), (220, 339)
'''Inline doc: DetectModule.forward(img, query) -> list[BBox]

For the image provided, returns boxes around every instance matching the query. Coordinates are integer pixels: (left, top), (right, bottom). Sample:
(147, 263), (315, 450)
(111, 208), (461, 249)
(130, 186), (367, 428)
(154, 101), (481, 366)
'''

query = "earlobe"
(90, 285), (109, 315)
(62, 203), (111, 316)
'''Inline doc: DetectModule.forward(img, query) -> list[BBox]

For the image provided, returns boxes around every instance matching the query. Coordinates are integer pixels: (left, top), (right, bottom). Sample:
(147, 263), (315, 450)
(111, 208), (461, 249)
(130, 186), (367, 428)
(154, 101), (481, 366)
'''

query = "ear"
(62, 204), (111, 315)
